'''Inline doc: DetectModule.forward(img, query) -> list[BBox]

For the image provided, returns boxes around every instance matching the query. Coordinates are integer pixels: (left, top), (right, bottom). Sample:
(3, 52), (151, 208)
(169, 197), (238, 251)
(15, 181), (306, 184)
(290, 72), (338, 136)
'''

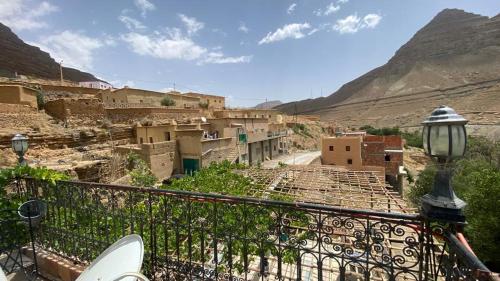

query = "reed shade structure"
(237, 165), (416, 213)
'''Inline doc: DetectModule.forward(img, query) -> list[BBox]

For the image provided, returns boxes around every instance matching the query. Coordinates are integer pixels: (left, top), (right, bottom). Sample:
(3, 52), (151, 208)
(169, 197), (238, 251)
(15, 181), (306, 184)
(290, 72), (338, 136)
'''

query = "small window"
(139, 137), (144, 144)
(385, 154), (391, 161)
(347, 159), (353, 165)
(140, 100), (143, 103)
(346, 146), (351, 151)
(165, 132), (171, 141)
(149, 137), (153, 143)
(274, 145), (276, 151)
(329, 145), (334, 151)
(112, 98), (116, 102)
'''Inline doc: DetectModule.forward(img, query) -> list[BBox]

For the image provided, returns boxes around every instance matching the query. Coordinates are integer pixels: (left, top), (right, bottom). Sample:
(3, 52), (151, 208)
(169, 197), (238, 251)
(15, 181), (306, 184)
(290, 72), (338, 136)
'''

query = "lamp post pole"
(420, 105), (468, 222)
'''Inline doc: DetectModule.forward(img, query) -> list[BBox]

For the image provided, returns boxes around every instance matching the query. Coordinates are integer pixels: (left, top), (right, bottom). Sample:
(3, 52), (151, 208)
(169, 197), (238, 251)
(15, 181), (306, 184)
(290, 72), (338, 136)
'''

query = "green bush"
(0, 165), (70, 209)
(359, 125), (423, 148)
(292, 123), (313, 138)
(36, 91), (45, 110)
(161, 96), (176, 106)
(127, 152), (157, 187)
(402, 131), (423, 148)
(199, 102), (209, 109)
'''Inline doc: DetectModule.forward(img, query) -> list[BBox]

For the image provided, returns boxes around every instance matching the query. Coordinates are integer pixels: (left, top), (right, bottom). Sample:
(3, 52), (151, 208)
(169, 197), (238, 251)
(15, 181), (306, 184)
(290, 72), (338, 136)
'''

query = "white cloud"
(258, 23), (311, 45)
(134, 0), (155, 16)
(238, 22), (249, 33)
(337, 0), (349, 3)
(324, 3), (340, 15)
(307, 28), (319, 36)
(363, 13), (382, 28)
(333, 14), (360, 33)
(119, 15), (146, 30)
(287, 3), (297, 14)
(333, 13), (382, 34)
(314, 2), (339, 16)
(200, 52), (252, 65)
(122, 32), (205, 61)
(122, 31), (251, 64)
(0, 0), (58, 31)
(32, 31), (105, 70)
(178, 14), (204, 35)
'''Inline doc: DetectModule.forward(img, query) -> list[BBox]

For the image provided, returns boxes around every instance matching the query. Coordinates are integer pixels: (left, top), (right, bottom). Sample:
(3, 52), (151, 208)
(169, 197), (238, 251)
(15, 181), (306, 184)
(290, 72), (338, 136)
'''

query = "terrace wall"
(106, 107), (201, 124)
(44, 98), (105, 125)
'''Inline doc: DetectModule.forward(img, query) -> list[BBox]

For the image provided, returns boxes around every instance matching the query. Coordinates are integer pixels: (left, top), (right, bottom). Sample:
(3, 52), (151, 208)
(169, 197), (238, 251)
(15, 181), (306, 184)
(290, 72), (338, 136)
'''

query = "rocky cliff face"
(276, 9), (500, 114)
(0, 23), (100, 82)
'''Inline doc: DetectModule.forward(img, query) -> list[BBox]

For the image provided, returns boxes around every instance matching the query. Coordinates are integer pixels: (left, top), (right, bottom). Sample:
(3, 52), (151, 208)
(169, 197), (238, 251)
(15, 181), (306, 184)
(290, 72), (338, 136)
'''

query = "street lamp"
(11, 134), (29, 166)
(421, 105), (467, 222)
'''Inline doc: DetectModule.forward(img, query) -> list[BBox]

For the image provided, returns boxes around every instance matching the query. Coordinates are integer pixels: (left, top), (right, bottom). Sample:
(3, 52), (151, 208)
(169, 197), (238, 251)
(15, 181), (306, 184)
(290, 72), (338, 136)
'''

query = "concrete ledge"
(23, 247), (84, 281)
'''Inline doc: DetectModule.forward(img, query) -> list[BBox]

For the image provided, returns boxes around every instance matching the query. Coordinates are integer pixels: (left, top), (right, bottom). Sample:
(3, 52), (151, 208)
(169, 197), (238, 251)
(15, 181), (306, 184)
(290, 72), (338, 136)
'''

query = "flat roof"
(237, 165), (415, 213)
(184, 92), (225, 99)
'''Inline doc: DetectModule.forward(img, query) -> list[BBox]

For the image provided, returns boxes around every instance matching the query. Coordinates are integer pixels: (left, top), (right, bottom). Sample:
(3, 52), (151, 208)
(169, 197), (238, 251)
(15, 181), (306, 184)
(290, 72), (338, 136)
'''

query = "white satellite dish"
(201, 117), (207, 123)
(0, 267), (7, 281)
(76, 234), (148, 281)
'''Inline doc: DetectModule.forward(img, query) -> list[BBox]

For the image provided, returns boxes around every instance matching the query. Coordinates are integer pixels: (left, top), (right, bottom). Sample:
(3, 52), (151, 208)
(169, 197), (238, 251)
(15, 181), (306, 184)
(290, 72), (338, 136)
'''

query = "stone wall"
(44, 98), (105, 125)
(106, 107), (201, 124)
(201, 138), (236, 167)
(0, 85), (38, 108)
(115, 141), (179, 179)
(0, 127), (134, 149)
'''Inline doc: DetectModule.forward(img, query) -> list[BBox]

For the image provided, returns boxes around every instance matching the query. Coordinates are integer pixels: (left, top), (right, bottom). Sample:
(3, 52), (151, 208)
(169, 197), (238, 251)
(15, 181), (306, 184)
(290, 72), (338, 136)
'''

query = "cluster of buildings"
(321, 131), (405, 191)
(0, 82), (289, 181)
(0, 80), (404, 191)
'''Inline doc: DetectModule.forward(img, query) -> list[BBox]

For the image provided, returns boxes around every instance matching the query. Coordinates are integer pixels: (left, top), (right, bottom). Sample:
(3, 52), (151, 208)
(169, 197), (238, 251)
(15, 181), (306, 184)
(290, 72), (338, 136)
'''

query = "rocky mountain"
(254, 100), (282, 109)
(275, 9), (500, 116)
(0, 23), (100, 82)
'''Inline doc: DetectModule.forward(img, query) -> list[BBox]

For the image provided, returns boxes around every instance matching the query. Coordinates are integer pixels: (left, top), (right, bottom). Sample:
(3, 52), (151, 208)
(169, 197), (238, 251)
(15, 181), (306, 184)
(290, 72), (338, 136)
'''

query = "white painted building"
(79, 81), (113, 90)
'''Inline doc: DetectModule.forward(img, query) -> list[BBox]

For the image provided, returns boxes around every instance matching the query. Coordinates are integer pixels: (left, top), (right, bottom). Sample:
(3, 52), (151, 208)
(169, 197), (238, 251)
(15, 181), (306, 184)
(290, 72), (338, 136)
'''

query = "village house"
(213, 109), (281, 122)
(208, 116), (288, 164)
(165, 91), (200, 109)
(78, 81), (113, 90)
(0, 84), (38, 108)
(321, 133), (405, 191)
(184, 92), (225, 109)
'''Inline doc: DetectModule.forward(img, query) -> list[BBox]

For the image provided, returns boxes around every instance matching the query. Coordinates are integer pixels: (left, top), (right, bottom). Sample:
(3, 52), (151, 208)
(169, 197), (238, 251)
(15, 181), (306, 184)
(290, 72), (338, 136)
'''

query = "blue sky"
(0, 0), (498, 107)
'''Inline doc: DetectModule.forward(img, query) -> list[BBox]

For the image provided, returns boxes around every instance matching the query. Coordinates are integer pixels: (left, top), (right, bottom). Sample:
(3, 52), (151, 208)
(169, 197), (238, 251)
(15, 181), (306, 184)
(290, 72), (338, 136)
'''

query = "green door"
(183, 158), (200, 175)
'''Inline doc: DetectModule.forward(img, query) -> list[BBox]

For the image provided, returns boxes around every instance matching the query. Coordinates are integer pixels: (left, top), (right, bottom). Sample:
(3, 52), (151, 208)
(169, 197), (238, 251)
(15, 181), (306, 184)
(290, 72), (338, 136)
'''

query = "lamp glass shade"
(429, 125), (449, 157)
(451, 125), (466, 157)
(12, 138), (28, 154)
(422, 126), (429, 154)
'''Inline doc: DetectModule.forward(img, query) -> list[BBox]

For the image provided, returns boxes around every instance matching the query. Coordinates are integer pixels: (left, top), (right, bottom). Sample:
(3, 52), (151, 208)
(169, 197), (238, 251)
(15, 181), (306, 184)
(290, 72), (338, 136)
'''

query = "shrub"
(127, 152), (157, 187)
(161, 96), (176, 106)
(36, 91), (45, 110)
(199, 102), (209, 109)
(402, 131), (423, 148)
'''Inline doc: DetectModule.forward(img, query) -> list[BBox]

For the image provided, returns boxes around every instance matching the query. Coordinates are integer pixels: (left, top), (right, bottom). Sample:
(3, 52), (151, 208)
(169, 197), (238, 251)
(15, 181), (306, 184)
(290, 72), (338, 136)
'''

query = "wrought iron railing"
(7, 178), (495, 281)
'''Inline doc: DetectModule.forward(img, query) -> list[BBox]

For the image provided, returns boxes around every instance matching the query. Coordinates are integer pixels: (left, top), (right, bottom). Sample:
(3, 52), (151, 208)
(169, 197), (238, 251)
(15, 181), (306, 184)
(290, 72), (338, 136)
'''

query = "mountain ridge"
(0, 23), (102, 83)
(275, 9), (500, 114)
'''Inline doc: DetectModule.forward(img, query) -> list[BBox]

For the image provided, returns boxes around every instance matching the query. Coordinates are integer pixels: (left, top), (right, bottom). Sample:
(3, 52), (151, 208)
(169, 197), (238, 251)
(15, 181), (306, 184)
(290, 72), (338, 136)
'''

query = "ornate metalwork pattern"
(9, 178), (492, 281)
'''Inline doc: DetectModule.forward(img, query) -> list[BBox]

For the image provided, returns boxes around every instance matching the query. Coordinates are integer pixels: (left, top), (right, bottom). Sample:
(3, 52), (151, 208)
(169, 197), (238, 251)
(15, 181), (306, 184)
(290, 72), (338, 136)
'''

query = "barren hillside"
(0, 23), (101, 82)
(275, 9), (500, 133)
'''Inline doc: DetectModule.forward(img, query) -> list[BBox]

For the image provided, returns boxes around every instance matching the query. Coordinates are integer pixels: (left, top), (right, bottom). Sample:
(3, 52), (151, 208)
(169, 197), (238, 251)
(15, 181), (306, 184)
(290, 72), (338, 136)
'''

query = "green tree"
(161, 96), (176, 106)
(127, 153), (157, 187)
